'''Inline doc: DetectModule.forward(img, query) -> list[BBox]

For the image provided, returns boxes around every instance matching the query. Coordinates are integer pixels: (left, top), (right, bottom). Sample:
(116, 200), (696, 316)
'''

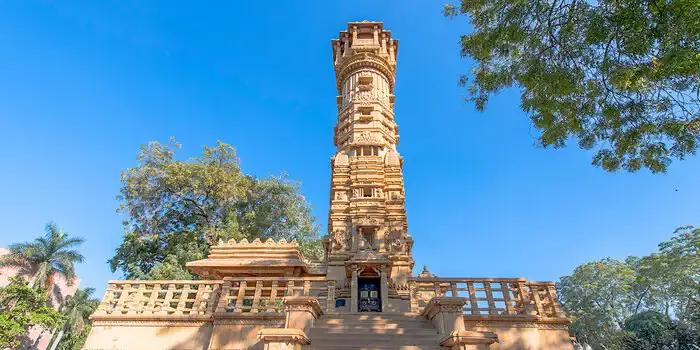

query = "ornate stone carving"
(351, 131), (380, 145)
(386, 229), (407, 253)
(222, 238), (297, 247)
(388, 190), (404, 200)
(334, 190), (347, 201)
(334, 152), (349, 166)
(467, 321), (571, 330)
(357, 216), (380, 226)
(332, 228), (350, 251)
(385, 149), (401, 166)
(417, 265), (436, 278)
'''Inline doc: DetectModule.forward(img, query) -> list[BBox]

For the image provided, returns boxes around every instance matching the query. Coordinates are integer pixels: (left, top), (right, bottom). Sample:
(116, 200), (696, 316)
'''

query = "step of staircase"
(310, 328), (439, 335)
(307, 346), (442, 350)
(306, 313), (441, 350)
(307, 346), (443, 350)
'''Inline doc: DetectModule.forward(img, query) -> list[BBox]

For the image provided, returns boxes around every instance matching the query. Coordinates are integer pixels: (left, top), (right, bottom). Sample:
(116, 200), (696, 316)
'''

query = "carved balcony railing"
(92, 277), (337, 320)
(408, 278), (567, 321)
(92, 280), (224, 318)
(216, 277), (331, 314)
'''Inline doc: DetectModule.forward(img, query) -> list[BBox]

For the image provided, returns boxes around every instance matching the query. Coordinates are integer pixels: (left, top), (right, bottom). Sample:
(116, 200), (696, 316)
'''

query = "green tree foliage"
(109, 139), (323, 279)
(621, 311), (689, 349)
(56, 324), (92, 350)
(0, 278), (63, 349)
(444, 0), (700, 172)
(49, 288), (99, 350)
(559, 258), (637, 347)
(558, 227), (699, 349)
(0, 223), (85, 291)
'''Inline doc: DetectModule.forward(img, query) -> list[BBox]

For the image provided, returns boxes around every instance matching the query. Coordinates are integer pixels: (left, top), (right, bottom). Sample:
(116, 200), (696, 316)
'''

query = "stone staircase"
(306, 313), (442, 350)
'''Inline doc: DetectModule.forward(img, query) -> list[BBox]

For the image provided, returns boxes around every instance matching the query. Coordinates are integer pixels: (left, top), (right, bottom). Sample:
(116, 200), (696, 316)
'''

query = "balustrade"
(216, 277), (330, 313)
(93, 280), (223, 317)
(93, 277), (335, 318)
(409, 278), (565, 319)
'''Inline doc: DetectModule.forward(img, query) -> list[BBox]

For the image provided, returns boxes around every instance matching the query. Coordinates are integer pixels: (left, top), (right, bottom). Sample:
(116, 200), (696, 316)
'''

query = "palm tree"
(48, 287), (99, 350)
(0, 222), (85, 291)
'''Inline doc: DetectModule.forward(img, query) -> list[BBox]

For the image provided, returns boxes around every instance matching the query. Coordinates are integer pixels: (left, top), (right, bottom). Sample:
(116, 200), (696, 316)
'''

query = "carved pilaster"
(258, 328), (310, 350)
(350, 264), (359, 313)
(326, 280), (336, 313)
(421, 297), (467, 334)
(283, 296), (322, 333)
(380, 265), (389, 313)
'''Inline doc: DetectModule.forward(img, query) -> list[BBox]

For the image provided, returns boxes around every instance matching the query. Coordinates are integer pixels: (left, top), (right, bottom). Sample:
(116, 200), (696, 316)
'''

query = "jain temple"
(83, 22), (573, 350)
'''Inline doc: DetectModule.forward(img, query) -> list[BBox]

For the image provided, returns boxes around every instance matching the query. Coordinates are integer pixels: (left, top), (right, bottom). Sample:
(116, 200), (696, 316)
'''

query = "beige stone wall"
(465, 322), (573, 350)
(83, 320), (284, 350)
(383, 296), (410, 313)
(84, 321), (213, 350)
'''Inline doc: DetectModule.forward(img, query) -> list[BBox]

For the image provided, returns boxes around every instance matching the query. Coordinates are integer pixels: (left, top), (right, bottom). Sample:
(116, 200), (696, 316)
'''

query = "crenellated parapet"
(186, 238), (320, 279)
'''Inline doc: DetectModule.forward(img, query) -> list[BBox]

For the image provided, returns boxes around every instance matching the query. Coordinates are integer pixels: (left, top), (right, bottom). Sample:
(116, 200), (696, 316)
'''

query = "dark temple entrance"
(358, 278), (381, 312)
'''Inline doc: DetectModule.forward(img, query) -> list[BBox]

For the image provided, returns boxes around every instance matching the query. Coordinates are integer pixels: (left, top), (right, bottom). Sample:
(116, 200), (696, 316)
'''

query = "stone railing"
(409, 277), (566, 320)
(216, 277), (332, 313)
(93, 280), (223, 318)
(92, 277), (335, 319)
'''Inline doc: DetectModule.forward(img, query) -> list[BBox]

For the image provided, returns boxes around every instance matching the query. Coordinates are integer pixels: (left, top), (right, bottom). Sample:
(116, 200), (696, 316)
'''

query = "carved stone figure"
(332, 229), (350, 251)
(335, 191), (347, 200)
(386, 229), (406, 253)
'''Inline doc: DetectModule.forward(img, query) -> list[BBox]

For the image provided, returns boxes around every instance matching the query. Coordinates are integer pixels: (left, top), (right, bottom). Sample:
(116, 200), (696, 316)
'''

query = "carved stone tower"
(324, 21), (414, 312)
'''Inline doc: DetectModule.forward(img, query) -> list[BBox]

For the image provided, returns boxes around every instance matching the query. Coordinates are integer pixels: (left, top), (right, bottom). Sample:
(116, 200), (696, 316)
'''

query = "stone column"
(421, 297), (497, 350)
(350, 265), (359, 313)
(380, 265), (389, 313)
(351, 226), (358, 252)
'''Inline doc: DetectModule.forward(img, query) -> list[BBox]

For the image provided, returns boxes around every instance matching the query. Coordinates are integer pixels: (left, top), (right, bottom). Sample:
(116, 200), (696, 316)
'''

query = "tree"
(0, 277), (63, 349)
(55, 324), (92, 350)
(444, 0), (700, 173)
(622, 311), (677, 349)
(559, 258), (637, 348)
(0, 223), (85, 291)
(109, 139), (323, 279)
(558, 226), (700, 349)
(48, 288), (99, 350)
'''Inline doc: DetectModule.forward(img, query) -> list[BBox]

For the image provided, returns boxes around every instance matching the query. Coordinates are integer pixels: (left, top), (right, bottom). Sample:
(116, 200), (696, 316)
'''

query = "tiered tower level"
(324, 21), (414, 308)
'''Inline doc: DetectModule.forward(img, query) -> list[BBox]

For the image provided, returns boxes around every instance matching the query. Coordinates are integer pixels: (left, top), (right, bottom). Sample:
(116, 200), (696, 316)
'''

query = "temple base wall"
(384, 296), (410, 313)
(83, 320), (571, 350)
(464, 320), (572, 350)
(83, 321), (214, 350)
(83, 315), (285, 350)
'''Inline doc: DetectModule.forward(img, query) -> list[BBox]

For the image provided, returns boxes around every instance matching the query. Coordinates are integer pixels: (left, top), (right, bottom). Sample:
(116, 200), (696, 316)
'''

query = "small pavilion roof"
(186, 238), (312, 279)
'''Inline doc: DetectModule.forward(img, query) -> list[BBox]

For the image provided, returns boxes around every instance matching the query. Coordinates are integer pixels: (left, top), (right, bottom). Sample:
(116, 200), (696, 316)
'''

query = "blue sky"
(1, 1), (698, 296)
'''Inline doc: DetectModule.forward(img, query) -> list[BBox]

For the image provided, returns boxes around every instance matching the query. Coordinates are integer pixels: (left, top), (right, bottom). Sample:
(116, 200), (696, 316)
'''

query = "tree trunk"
(49, 327), (65, 350)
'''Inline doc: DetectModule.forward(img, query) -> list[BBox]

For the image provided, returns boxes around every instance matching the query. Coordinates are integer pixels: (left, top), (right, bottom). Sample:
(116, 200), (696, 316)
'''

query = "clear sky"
(1, 1), (698, 296)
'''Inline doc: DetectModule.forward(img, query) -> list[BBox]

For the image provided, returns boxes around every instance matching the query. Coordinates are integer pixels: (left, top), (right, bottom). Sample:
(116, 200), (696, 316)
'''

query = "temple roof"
(186, 238), (314, 279)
